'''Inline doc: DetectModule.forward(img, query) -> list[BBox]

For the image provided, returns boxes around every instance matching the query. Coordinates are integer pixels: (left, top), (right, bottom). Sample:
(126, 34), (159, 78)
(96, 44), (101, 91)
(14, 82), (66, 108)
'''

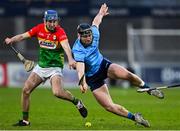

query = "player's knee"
(23, 80), (35, 95)
(22, 86), (31, 95)
(23, 82), (31, 95)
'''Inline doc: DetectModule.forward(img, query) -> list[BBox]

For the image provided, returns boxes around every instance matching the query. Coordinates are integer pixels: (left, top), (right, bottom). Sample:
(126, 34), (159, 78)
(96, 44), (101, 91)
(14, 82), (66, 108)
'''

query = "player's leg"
(22, 72), (43, 117)
(107, 63), (164, 99)
(92, 84), (150, 127)
(14, 72), (43, 126)
(93, 84), (129, 117)
(107, 63), (144, 86)
(51, 75), (75, 101)
(50, 75), (87, 118)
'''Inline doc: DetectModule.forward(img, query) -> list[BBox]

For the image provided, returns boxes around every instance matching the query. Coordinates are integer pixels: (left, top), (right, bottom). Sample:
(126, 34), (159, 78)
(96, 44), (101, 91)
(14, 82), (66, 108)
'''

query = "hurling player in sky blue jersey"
(72, 3), (164, 127)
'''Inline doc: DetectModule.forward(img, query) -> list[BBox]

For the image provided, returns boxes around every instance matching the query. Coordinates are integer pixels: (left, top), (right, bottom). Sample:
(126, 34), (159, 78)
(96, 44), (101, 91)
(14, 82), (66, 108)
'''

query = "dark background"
(1, 0), (180, 63)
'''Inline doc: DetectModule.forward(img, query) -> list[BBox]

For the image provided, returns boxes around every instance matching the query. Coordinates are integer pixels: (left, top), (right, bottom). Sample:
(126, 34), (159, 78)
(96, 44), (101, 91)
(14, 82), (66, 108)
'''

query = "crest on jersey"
(53, 35), (56, 40)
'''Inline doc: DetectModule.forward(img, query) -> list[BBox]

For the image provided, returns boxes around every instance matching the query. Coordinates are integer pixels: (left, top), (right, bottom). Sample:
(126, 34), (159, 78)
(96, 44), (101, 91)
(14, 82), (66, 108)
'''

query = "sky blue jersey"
(72, 25), (103, 77)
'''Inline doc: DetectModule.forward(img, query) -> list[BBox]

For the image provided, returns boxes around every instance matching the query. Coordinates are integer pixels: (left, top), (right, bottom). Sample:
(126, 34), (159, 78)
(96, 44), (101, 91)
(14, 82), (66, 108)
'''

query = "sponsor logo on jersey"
(39, 40), (57, 49)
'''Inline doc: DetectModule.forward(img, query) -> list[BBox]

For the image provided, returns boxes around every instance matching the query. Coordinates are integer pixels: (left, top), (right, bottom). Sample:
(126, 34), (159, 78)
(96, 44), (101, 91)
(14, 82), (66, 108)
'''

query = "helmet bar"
(77, 23), (92, 37)
(79, 29), (92, 37)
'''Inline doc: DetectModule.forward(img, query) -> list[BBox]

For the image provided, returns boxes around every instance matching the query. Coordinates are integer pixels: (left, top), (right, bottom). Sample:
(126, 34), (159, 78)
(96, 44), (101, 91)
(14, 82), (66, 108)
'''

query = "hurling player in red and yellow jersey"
(4, 10), (87, 126)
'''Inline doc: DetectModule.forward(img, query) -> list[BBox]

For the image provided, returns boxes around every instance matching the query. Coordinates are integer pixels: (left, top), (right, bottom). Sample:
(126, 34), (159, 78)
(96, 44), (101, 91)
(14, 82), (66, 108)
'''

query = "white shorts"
(32, 64), (63, 81)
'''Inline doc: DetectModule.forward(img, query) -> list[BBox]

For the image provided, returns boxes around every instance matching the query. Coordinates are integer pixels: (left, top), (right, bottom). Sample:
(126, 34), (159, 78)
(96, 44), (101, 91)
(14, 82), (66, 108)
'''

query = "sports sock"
(140, 83), (150, 89)
(139, 81), (145, 87)
(72, 97), (79, 105)
(22, 112), (29, 121)
(127, 112), (135, 120)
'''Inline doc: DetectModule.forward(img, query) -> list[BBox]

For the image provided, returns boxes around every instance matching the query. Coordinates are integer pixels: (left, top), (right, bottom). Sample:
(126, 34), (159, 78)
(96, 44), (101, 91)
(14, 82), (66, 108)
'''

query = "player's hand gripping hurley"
(137, 84), (180, 93)
(78, 74), (85, 86)
(78, 74), (88, 93)
(10, 44), (35, 72)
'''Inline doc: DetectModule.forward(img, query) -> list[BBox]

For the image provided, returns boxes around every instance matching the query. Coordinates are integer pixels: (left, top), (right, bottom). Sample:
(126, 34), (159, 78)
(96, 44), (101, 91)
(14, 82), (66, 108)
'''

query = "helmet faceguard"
(77, 23), (92, 37)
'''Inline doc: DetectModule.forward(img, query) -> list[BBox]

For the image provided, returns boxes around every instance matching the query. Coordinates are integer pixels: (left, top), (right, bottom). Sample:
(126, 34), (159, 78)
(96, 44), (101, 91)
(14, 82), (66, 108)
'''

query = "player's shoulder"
(28, 23), (44, 35)
(56, 25), (65, 32)
(91, 25), (99, 32)
(73, 39), (84, 50)
(73, 39), (80, 48)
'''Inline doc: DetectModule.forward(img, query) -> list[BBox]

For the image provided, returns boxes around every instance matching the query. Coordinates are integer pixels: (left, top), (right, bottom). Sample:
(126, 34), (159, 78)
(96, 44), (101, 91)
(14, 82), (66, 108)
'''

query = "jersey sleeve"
(72, 43), (86, 62)
(28, 24), (40, 37)
(91, 25), (100, 46)
(58, 28), (68, 42)
(72, 49), (86, 62)
(91, 25), (100, 38)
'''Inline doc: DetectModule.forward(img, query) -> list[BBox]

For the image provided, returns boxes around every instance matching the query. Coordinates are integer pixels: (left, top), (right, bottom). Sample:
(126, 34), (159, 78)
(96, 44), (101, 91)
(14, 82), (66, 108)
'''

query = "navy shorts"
(86, 58), (112, 91)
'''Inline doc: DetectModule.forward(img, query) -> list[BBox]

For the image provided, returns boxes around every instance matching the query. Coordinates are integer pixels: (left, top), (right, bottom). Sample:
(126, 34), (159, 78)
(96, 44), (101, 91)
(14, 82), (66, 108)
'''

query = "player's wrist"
(98, 12), (104, 17)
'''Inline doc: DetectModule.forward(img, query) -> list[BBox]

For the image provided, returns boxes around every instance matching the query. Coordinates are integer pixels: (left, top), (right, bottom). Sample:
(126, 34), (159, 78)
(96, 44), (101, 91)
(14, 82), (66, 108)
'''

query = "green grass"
(0, 87), (180, 130)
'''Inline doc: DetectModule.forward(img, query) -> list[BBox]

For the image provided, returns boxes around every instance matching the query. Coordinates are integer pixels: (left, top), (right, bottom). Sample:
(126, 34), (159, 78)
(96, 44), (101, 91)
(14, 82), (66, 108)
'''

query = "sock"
(72, 97), (79, 105)
(22, 112), (29, 121)
(139, 81), (145, 87)
(127, 112), (135, 120)
(140, 83), (150, 89)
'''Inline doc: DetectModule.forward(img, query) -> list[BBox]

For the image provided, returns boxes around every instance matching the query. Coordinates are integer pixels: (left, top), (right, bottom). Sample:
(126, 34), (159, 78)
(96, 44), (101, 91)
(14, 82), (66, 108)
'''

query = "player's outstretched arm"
(76, 62), (88, 93)
(61, 39), (76, 69)
(92, 3), (109, 28)
(4, 32), (30, 45)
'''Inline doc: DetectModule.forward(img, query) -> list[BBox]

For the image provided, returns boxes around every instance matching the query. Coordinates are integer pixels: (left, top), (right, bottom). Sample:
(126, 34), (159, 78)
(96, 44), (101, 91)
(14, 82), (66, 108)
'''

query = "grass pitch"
(0, 87), (180, 130)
